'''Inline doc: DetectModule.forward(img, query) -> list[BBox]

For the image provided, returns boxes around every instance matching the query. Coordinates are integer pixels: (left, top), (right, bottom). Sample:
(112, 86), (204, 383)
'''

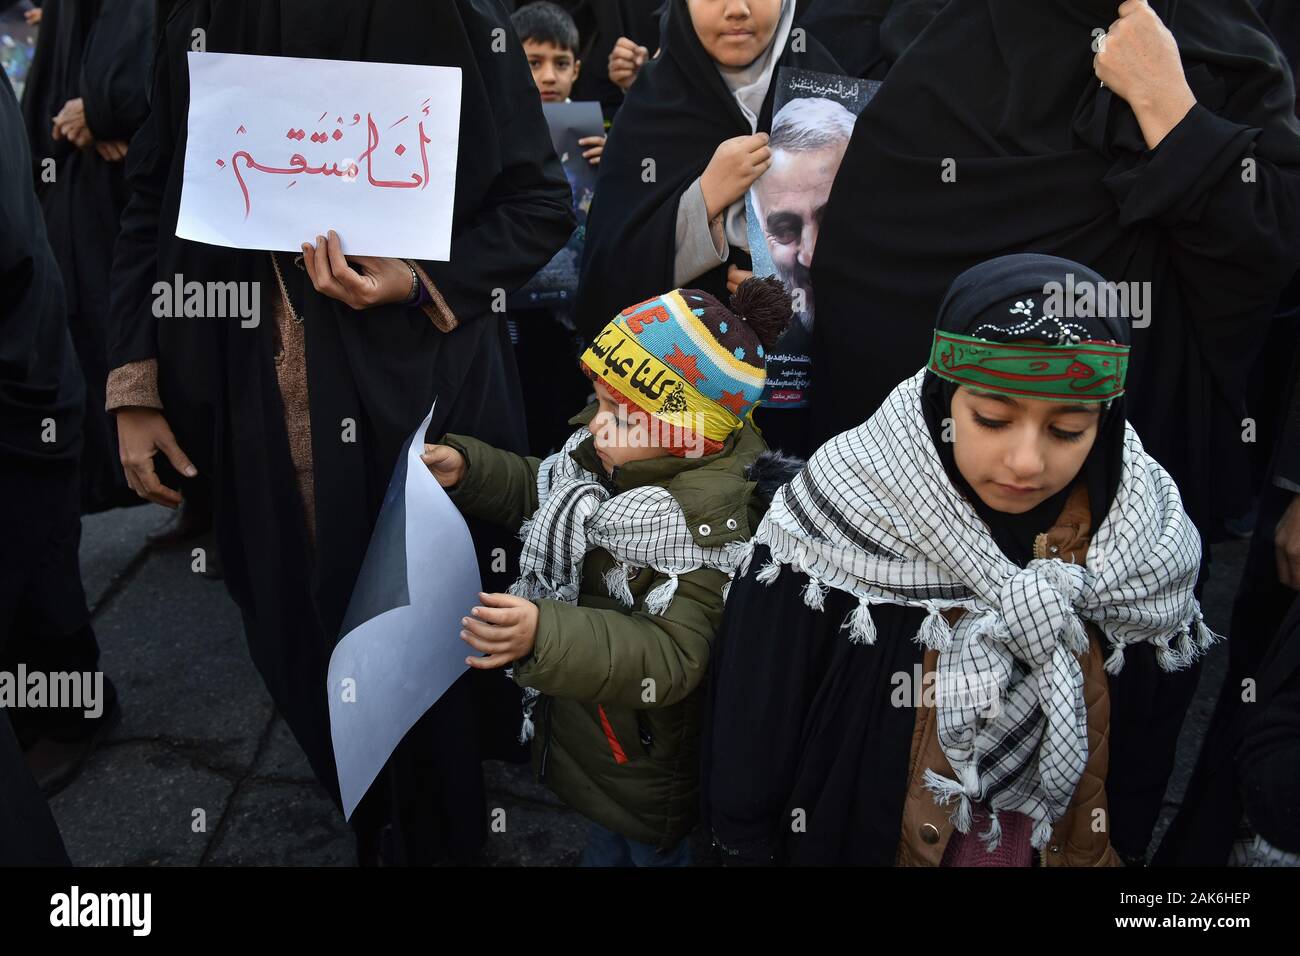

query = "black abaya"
(809, 0), (1300, 538)
(702, 550), (924, 864)
(1255, 0), (1299, 100)
(800, 0), (945, 79)
(0, 68), (78, 869)
(22, 0), (153, 513)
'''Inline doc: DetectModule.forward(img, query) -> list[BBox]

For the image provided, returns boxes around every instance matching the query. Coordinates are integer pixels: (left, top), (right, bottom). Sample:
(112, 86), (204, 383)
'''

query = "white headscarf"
(712, 0), (796, 253)
(715, 0), (796, 133)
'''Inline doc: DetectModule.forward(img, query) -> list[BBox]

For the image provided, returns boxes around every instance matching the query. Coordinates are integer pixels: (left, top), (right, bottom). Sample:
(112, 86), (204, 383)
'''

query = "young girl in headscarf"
(576, 0), (839, 341)
(703, 253), (1213, 866)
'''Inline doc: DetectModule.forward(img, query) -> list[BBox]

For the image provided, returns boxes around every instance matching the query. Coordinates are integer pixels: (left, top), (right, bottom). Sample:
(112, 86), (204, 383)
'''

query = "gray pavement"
(48, 503), (1248, 866)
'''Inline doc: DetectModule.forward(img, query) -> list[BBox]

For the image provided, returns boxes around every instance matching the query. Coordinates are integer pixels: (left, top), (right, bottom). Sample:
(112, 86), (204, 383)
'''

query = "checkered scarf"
(741, 371), (1214, 849)
(508, 426), (747, 740)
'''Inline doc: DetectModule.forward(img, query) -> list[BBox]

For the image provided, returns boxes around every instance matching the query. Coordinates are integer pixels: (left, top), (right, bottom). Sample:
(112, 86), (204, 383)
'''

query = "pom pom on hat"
(730, 276), (794, 352)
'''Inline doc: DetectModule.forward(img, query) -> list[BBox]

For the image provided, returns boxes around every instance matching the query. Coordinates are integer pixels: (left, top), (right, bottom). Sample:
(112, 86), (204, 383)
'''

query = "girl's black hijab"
(921, 254), (1130, 566)
(574, 0), (840, 338)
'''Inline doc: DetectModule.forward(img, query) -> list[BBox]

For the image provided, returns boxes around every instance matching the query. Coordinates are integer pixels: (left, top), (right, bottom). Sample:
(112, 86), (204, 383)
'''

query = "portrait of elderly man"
(750, 96), (857, 333)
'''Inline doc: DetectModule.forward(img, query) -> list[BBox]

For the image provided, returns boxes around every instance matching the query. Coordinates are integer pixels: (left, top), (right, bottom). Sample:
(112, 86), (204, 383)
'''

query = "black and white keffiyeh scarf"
(738, 370), (1215, 849)
(508, 427), (749, 740)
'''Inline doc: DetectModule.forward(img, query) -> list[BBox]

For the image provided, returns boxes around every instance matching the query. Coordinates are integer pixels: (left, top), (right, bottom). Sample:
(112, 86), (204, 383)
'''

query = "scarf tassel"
(1194, 614), (1219, 653)
(1030, 814), (1056, 851)
(727, 538), (757, 578)
(801, 576), (828, 612)
(508, 574), (541, 600)
(980, 809), (1003, 852)
(755, 558), (783, 586)
(602, 563), (636, 607)
(1103, 640), (1128, 675)
(1182, 612), (1219, 663)
(517, 515), (534, 539)
(644, 573), (680, 617)
(923, 767), (978, 833)
(844, 597), (878, 645)
(518, 687), (541, 744)
(1153, 633), (1182, 672)
(1062, 613), (1090, 655)
(917, 604), (953, 651)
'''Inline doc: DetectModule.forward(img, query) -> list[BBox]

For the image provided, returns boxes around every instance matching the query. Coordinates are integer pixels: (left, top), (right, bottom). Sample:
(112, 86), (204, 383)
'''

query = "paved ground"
(48, 503), (1247, 866)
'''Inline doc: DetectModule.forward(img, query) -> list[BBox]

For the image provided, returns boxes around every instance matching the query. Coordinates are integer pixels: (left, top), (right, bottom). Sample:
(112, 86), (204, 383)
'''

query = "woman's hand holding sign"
(302, 229), (417, 310)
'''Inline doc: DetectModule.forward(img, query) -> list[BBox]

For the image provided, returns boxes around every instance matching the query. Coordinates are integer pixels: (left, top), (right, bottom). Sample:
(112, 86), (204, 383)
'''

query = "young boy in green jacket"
(422, 277), (793, 865)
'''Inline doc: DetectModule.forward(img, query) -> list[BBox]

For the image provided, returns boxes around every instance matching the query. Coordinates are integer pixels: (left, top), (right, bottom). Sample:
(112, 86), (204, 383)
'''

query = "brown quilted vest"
(895, 485), (1123, 868)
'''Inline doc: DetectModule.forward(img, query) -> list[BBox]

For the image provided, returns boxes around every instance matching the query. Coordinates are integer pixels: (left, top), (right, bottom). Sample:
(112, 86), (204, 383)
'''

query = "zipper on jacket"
(597, 705), (630, 765)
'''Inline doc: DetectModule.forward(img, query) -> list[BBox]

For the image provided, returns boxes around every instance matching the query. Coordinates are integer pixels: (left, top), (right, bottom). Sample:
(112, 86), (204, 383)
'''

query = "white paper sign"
(176, 52), (462, 260)
(326, 400), (482, 820)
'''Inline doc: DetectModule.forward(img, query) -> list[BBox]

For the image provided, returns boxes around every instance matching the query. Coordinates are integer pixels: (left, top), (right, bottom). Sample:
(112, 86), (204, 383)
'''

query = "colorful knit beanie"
(580, 277), (793, 456)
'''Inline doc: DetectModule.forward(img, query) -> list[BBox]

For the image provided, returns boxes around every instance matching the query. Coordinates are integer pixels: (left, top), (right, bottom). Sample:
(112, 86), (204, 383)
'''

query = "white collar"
(714, 0), (795, 133)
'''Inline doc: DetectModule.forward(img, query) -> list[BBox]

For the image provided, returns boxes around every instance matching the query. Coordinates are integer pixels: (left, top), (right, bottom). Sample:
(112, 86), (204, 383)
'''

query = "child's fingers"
(460, 628), (512, 655)
(478, 591), (524, 608)
(420, 445), (457, 469)
(462, 615), (511, 640)
(470, 604), (516, 625)
(465, 652), (512, 670)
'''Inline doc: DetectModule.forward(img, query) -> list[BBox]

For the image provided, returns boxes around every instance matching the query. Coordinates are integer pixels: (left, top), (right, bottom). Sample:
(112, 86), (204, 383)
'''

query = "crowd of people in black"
(2, 0), (1298, 869)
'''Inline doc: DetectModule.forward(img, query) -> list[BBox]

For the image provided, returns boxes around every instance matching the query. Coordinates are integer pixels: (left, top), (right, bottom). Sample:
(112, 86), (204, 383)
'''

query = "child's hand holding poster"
(176, 52), (462, 260)
(327, 400), (482, 821)
(744, 68), (880, 409)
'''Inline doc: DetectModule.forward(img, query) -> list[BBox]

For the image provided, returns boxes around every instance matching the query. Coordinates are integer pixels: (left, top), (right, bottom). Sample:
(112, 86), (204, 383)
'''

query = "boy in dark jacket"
(510, 1), (606, 456)
(423, 277), (792, 865)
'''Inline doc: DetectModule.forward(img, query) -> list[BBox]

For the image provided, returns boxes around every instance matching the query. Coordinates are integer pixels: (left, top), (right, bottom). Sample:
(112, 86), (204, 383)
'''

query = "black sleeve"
(106, 21), (173, 370)
(1104, 105), (1300, 398)
(1106, 642), (1205, 860)
(79, 0), (153, 142)
(1237, 593), (1300, 853)
(1273, 345), (1300, 488)
(413, 17), (575, 326)
(0, 699), (70, 866)
(1238, 668), (1300, 853)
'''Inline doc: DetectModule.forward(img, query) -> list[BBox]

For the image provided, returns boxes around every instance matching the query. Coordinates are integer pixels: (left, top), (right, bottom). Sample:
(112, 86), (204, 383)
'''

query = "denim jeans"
(578, 819), (692, 867)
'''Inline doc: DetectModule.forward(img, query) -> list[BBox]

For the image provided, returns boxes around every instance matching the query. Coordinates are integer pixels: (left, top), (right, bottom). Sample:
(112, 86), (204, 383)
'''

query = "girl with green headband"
(704, 253), (1212, 866)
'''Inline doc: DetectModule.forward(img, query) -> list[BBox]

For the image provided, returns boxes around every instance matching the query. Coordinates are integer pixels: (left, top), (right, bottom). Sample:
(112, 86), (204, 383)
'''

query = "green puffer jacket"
(443, 406), (772, 849)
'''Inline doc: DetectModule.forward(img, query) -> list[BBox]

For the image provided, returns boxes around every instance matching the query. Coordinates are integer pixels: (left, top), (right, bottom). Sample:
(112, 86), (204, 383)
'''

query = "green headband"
(928, 330), (1129, 402)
